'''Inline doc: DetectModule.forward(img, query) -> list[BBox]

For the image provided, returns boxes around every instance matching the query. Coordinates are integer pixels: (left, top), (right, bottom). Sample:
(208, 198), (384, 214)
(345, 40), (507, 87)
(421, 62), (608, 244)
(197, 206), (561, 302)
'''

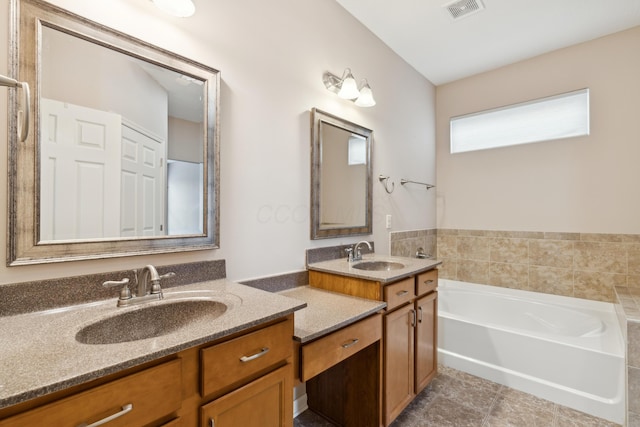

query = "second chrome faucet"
(346, 240), (372, 262)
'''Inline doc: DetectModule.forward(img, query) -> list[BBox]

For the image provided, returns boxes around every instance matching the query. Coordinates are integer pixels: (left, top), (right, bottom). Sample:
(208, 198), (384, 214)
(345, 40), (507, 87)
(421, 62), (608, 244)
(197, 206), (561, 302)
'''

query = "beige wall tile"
(528, 266), (574, 297)
(488, 263), (528, 289)
(490, 238), (528, 264)
(574, 242), (627, 274)
(437, 235), (458, 258)
(544, 232), (580, 241)
(437, 259), (457, 280)
(437, 229), (459, 236)
(458, 229), (489, 237)
(574, 271), (626, 302)
(629, 322), (640, 368)
(581, 233), (627, 243)
(529, 240), (574, 268)
(630, 367), (640, 413)
(629, 244), (640, 275)
(457, 236), (490, 261)
(628, 275), (640, 288)
(457, 260), (490, 284)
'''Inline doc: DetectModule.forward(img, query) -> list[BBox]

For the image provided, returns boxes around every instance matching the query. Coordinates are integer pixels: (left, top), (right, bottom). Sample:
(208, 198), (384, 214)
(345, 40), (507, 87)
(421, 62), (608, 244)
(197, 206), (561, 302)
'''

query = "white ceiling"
(335, 0), (640, 85)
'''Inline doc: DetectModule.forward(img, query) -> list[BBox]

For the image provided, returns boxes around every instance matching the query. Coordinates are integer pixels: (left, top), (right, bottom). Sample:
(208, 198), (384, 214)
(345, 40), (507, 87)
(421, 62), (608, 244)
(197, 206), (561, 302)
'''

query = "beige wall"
(0, 0), (435, 285)
(436, 26), (640, 234)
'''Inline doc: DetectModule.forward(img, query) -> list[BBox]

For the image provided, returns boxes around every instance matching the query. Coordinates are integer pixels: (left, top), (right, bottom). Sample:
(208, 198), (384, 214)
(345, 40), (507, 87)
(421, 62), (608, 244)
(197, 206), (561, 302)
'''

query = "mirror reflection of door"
(39, 25), (205, 241)
(40, 98), (122, 240)
(120, 121), (166, 238)
(40, 100), (168, 240)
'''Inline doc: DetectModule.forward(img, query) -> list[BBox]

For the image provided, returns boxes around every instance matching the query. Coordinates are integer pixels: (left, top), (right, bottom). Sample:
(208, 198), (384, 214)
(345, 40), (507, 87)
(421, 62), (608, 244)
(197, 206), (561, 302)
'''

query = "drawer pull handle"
(424, 279), (434, 285)
(341, 338), (359, 349)
(78, 403), (133, 427)
(418, 306), (423, 323)
(410, 309), (417, 327)
(240, 347), (270, 363)
(396, 290), (409, 297)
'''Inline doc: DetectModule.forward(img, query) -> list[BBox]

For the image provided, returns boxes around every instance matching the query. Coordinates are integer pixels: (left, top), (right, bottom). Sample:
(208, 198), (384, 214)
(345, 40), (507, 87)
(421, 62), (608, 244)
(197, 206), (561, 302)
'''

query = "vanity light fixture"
(151, 0), (196, 17)
(323, 68), (376, 107)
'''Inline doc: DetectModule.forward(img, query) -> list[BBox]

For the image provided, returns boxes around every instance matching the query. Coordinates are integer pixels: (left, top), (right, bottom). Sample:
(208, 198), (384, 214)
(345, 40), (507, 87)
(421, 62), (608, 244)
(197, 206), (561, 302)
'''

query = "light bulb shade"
(152, 0), (195, 17)
(338, 70), (360, 100)
(355, 83), (376, 107)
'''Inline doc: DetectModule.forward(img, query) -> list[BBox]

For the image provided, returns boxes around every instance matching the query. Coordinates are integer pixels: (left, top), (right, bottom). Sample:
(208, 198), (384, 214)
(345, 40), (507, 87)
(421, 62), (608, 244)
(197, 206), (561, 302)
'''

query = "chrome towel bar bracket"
(400, 179), (435, 190)
(0, 73), (30, 142)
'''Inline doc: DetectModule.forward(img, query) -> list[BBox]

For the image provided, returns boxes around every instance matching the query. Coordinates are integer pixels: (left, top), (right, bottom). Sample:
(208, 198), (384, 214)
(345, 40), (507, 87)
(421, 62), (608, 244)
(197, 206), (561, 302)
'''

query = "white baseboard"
(293, 393), (308, 418)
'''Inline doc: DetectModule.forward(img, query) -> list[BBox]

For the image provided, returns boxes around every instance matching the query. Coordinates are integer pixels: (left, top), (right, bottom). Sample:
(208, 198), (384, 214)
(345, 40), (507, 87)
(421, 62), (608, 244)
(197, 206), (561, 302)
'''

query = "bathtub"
(437, 279), (625, 424)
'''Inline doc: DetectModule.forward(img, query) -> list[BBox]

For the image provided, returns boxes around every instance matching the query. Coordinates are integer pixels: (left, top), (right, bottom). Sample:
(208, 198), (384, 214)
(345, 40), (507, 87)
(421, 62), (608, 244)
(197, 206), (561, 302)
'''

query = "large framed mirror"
(310, 108), (372, 239)
(7, 0), (220, 265)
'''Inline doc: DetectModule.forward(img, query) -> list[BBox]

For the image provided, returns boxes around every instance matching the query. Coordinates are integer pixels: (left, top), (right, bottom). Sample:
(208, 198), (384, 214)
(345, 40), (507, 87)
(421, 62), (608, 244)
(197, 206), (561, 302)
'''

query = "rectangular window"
(348, 134), (367, 165)
(450, 88), (590, 154)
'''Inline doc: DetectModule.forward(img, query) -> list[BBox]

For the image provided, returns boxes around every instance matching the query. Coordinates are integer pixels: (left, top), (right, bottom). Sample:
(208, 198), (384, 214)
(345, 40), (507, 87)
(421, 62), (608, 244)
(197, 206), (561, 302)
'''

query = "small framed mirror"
(310, 108), (373, 239)
(8, 0), (220, 265)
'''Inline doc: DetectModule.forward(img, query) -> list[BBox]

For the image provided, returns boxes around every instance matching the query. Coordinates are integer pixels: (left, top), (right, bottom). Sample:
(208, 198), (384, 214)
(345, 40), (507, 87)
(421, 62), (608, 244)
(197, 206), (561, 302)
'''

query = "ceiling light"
(152, 0), (196, 17)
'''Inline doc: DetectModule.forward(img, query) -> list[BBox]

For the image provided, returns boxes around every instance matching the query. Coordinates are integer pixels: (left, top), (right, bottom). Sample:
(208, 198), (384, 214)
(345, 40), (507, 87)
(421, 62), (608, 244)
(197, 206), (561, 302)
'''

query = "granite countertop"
(307, 255), (441, 284)
(278, 286), (386, 343)
(0, 279), (306, 410)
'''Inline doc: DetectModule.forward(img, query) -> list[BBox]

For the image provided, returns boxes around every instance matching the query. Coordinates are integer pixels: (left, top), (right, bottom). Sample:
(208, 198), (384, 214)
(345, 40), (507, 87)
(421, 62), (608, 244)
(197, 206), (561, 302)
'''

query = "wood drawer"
(416, 269), (438, 297)
(200, 364), (292, 427)
(300, 313), (382, 381)
(0, 359), (182, 427)
(201, 317), (293, 398)
(384, 277), (415, 311)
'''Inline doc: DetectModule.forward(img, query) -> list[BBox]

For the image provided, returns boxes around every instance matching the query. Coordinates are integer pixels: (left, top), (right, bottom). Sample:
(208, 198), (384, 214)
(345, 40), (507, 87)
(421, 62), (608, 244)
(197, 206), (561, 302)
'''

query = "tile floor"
(294, 365), (621, 427)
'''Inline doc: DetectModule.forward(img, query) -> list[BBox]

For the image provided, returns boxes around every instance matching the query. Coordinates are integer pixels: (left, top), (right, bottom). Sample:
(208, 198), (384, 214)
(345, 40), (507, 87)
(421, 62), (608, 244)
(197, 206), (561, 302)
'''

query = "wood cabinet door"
(415, 292), (438, 393)
(383, 304), (415, 426)
(201, 364), (293, 427)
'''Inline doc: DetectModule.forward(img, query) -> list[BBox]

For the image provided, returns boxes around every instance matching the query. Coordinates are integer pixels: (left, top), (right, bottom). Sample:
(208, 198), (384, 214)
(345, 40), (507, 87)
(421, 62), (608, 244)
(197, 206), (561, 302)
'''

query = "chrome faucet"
(103, 264), (176, 307)
(136, 264), (163, 298)
(353, 240), (372, 261)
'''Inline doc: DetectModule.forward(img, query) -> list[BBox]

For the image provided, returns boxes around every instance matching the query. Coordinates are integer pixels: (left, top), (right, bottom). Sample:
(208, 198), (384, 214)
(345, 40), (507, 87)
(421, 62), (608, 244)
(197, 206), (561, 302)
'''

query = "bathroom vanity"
(307, 256), (440, 426)
(0, 279), (306, 427)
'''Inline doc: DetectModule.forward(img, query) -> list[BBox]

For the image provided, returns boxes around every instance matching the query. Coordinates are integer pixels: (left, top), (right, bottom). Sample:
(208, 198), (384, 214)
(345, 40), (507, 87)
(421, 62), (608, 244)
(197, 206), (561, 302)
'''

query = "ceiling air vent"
(443, 0), (485, 20)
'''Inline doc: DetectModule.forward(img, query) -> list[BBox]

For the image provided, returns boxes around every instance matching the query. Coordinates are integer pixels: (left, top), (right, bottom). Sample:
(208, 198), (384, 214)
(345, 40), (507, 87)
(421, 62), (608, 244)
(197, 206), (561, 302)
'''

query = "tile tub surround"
(390, 229), (437, 259)
(437, 229), (640, 303)
(294, 365), (621, 427)
(615, 286), (640, 427)
(0, 278), (306, 409)
(0, 259), (227, 316)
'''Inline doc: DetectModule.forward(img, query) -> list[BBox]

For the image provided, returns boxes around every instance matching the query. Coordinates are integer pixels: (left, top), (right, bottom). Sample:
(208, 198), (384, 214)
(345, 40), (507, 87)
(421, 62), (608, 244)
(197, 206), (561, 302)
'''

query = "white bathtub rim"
(438, 279), (625, 357)
(439, 279), (616, 311)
